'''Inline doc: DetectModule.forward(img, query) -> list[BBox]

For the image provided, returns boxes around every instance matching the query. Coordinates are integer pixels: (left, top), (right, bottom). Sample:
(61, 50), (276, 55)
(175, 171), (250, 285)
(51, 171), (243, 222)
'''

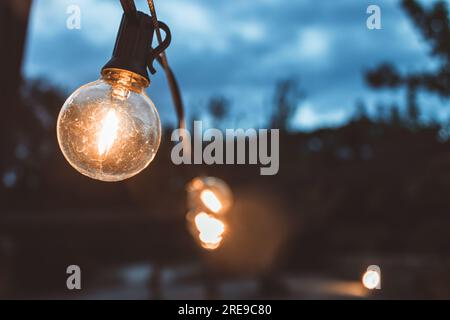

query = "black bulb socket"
(102, 11), (154, 83)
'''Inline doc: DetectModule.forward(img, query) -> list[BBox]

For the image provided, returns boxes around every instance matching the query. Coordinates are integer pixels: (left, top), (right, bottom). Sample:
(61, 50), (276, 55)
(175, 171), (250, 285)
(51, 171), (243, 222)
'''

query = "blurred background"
(2, 0), (450, 299)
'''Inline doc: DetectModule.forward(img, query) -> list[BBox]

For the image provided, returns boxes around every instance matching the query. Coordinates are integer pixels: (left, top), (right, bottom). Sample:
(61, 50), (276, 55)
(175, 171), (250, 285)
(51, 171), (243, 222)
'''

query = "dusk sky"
(23, 0), (448, 130)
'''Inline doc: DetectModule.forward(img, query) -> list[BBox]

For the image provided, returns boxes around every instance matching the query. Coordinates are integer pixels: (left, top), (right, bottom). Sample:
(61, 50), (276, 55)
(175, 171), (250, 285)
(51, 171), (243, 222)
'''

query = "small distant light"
(362, 268), (381, 290)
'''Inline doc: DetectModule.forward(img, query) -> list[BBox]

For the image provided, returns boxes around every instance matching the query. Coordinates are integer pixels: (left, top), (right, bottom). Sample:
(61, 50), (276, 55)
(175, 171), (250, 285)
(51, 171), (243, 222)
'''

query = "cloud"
(232, 21), (266, 43)
(293, 102), (349, 131)
(23, 0), (437, 129)
(298, 28), (331, 60)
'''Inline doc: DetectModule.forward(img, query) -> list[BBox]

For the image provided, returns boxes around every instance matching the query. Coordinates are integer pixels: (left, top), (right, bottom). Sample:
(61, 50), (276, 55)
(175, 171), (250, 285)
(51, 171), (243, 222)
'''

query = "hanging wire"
(146, 0), (186, 131)
(119, 0), (186, 131)
(147, 0), (169, 70)
(146, 0), (191, 168)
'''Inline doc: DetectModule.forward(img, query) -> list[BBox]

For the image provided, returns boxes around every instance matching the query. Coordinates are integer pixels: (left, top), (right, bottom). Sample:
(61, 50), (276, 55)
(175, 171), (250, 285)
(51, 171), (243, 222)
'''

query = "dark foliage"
(367, 0), (450, 99)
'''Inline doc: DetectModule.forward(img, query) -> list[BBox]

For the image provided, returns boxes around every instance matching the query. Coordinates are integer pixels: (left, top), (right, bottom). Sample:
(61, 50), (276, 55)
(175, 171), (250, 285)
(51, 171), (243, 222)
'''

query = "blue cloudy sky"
(23, 0), (449, 130)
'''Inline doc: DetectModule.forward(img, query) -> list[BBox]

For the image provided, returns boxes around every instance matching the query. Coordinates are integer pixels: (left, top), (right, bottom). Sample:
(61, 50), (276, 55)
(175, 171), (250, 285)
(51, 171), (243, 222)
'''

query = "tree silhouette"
(366, 0), (450, 127)
(270, 79), (305, 132)
(389, 103), (402, 127)
(353, 100), (369, 122)
(207, 96), (230, 128)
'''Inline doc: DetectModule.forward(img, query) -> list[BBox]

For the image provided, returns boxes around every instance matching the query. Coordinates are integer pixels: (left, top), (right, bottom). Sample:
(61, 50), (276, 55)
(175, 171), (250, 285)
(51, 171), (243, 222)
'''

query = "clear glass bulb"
(57, 69), (161, 182)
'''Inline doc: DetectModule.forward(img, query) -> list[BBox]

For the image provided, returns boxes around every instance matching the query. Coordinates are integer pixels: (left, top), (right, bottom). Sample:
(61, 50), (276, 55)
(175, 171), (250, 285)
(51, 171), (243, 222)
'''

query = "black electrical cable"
(118, 0), (185, 130)
(146, 0), (186, 130)
(156, 57), (185, 130)
(119, 0), (137, 19)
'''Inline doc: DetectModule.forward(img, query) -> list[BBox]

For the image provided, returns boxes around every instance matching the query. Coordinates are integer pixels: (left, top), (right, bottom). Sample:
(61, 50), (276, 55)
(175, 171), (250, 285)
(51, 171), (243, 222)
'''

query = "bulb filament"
(200, 189), (223, 213)
(98, 109), (119, 157)
(194, 212), (225, 249)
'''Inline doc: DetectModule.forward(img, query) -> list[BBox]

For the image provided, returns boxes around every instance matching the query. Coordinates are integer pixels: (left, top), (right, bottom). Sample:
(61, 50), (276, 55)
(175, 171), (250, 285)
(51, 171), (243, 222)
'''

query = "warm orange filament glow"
(194, 212), (225, 250)
(97, 109), (119, 156)
(200, 189), (223, 213)
(362, 270), (380, 290)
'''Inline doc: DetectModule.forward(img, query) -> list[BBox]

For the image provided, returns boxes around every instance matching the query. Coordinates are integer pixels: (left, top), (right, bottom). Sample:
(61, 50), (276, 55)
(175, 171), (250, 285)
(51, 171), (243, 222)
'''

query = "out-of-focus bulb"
(194, 212), (225, 250)
(187, 177), (233, 215)
(200, 189), (222, 213)
(362, 270), (381, 290)
(57, 69), (161, 182)
(186, 177), (233, 250)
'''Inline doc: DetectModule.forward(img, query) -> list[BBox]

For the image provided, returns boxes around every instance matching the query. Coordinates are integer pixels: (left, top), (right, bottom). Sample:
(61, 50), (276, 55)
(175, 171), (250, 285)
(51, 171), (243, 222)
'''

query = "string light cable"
(121, 0), (185, 130)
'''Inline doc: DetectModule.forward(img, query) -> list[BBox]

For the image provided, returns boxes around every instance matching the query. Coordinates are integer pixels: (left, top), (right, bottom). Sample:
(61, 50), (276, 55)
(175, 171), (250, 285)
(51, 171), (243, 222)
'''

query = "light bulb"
(187, 177), (233, 215)
(200, 189), (222, 213)
(362, 270), (381, 290)
(186, 177), (233, 250)
(57, 69), (161, 182)
(193, 211), (225, 250)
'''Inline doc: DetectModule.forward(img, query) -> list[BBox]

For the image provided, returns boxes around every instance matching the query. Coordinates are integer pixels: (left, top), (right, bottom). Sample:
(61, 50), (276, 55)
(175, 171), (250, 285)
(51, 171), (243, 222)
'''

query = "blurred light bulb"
(186, 177), (233, 250)
(362, 270), (381, 290)
(57, 69), (161, 182)
(187, 177), (233, 214)
(194, 212), (225, 250)
(200, 189), (222, 213)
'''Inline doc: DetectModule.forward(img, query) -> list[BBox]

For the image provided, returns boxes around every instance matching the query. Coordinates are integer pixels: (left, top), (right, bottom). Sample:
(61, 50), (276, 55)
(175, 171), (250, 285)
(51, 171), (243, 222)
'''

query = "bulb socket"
(102, 11), (153, 83)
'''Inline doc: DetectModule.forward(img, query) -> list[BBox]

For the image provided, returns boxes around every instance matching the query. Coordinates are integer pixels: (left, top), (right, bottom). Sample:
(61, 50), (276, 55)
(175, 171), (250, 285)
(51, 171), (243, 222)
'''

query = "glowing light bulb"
(186, 177), (233, 250)
(362, 270), (381, 290)
(200, 189), (222, 213)
(194, 212), (225, 250)
(57, 69), (161, 182)
(187, 177), (233, 215)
